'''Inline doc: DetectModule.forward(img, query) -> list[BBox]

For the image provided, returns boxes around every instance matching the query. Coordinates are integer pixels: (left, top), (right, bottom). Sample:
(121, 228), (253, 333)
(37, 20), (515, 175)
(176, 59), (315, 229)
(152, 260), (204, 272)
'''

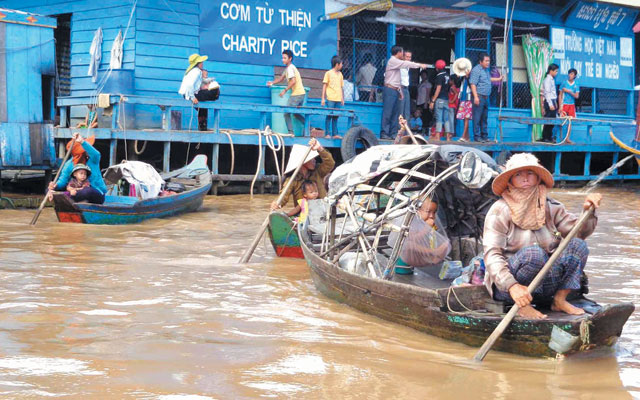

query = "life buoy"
(340, 126), (379, 161)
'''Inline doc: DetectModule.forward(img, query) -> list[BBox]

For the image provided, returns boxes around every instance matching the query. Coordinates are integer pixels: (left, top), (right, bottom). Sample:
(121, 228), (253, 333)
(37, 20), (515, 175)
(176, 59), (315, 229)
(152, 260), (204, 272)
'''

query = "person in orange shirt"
(321, 55), (344, 137)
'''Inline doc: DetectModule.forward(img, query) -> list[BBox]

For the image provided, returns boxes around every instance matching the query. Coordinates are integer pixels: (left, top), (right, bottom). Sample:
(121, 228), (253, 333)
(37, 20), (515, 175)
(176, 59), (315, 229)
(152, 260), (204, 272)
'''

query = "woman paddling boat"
(484, 153), (602, 319)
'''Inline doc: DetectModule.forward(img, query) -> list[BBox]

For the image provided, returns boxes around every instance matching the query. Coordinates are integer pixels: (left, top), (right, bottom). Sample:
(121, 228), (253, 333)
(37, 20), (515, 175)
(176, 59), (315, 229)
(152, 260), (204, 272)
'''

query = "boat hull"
(268, 212), (303, 258)
(53, 182), (211, 225)
(299, 229), (634, 358)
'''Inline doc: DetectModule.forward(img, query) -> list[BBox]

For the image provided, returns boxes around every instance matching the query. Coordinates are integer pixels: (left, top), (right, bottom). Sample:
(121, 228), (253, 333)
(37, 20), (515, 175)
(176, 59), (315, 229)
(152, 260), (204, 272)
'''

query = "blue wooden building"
(0, 0), (639, 187)
(0, 8), (56, 172)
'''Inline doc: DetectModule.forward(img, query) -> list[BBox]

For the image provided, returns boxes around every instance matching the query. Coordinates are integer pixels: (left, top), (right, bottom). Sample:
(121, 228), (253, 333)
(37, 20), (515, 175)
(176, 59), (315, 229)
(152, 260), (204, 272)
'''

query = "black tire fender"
(340, 126), (379, 161)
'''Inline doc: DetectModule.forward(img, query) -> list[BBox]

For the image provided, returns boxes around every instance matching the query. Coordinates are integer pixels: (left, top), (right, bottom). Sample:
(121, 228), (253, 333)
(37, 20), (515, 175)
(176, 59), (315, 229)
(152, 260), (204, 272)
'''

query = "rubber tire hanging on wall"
(340, 126), (379, 162)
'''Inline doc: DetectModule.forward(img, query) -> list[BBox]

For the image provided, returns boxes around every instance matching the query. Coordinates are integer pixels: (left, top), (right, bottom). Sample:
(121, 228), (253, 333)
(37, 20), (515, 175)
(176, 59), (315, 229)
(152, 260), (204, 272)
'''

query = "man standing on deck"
(267, 50), (306, 135)
(270, 138), (335, 210)
(469, 53), (502, 142)
(380, 46), (427, 140)
(400, 50), (414, 121)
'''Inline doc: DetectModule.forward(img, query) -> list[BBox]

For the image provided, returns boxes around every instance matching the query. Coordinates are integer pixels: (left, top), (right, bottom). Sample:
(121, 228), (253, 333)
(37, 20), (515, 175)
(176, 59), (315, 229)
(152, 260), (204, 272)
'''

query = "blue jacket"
(55, 141), (107, 194)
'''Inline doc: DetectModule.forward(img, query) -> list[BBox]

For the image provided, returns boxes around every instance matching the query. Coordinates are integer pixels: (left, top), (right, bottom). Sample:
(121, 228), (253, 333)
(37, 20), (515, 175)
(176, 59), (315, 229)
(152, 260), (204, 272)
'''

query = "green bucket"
(395, 258), (414, 275)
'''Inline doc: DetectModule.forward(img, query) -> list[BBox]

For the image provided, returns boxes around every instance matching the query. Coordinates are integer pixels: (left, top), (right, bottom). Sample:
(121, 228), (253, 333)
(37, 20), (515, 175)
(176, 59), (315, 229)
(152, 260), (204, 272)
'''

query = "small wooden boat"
(268, 212), (303, 258)
(299, 145), (635, 357)
(53, 155), (212, 225)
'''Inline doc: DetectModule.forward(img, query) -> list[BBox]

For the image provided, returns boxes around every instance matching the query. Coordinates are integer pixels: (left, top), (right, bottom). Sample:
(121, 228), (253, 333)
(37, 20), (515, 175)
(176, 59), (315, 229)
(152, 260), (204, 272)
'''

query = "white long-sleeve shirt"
(178, 68), (202, 101)
(542, 74), (557, 104)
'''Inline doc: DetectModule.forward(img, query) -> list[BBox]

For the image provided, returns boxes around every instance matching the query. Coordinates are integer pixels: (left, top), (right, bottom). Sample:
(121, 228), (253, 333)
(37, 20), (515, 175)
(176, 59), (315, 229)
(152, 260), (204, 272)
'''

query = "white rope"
(217, 130), (235, 187)
(250, 126), (286, 198)
(250, 128), (263, 199)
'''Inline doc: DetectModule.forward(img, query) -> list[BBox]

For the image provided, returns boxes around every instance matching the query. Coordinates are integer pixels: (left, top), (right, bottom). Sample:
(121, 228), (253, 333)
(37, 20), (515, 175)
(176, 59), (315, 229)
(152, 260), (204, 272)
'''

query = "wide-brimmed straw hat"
(185, 53), (208, 75)
(66, 134), (95, 164)
(492, 153), (554, 196)
(285, 144), (319, 174)
(72, 163), (91, 176)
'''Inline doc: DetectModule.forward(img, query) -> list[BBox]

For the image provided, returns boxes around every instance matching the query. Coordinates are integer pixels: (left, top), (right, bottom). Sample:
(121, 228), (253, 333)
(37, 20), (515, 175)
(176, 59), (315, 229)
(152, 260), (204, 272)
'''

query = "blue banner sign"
(565, 1), (638, 37)
(199, 1), (338, 69)
(550, 27), (633, 91)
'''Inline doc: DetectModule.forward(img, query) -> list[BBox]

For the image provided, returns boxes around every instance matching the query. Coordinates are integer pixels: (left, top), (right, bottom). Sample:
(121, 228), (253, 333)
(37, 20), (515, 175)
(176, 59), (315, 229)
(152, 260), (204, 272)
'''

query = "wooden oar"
(473, 205), (595, 362)
(30, 138), (76, 225)
(239, 145), (313, 263)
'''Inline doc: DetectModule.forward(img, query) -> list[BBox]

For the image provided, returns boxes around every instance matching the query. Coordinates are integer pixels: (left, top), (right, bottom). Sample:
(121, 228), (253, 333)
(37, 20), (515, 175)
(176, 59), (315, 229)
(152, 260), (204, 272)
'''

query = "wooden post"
(210, 143), (219, 195)
(109, 139), (117, 166)
(259, 112), (267, 131)
(60, 106), (68, 128)
(554, 152), (562, 177)
(304, 112), (311, 136)
(161, 106), (171, 131)
(583, 152), (592, 177)
(212, 109), (220, 133)
(163, 141), (171, 173)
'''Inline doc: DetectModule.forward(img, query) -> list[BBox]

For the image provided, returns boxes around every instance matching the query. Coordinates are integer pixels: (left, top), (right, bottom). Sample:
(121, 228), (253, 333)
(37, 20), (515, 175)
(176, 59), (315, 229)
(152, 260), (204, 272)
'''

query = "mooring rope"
(250, 127), (285, 198)
(554, 115), (574, 145)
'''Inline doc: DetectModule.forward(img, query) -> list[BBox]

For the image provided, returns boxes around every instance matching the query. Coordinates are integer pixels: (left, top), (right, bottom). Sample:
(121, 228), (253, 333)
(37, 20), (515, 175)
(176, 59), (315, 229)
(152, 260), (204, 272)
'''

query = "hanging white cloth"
(109, 29), (123, 69)
(88, 27), (103, 82)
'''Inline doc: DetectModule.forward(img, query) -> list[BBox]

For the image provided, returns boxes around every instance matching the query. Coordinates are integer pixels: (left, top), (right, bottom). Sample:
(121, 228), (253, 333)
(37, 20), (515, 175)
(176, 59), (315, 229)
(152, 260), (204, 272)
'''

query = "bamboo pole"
(30, 138), (76, 225)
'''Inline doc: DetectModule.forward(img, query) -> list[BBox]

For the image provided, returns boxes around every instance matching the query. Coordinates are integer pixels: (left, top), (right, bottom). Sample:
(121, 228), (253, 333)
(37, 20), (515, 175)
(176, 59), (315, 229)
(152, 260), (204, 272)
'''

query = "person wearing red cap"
(429, 59), (451, 141)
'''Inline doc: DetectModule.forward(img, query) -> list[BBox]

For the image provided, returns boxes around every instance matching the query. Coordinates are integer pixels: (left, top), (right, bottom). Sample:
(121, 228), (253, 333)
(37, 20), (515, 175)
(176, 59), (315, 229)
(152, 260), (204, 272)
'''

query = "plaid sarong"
(494, 238), (588, 304)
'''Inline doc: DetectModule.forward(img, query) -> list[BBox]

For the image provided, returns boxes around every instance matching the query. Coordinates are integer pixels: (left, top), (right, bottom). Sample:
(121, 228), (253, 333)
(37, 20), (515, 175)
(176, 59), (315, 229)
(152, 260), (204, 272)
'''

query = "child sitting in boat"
(76, 104), (98, 129)
(395, 199), (452, 273)
(66, 163), (101, 203)
(286, 180), (319, 224)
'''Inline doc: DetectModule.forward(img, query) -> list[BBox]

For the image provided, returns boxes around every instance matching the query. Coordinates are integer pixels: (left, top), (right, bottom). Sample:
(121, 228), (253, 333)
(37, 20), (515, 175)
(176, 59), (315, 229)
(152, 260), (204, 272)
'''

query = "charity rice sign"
(200, 1), (338, 69)
(550, 27), (633, 91)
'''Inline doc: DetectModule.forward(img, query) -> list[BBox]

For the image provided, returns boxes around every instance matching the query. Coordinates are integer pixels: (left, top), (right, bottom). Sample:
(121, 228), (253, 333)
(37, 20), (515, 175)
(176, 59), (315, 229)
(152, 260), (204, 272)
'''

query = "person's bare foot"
(517, 305), (547, 319)
(551, 299), (585, 315)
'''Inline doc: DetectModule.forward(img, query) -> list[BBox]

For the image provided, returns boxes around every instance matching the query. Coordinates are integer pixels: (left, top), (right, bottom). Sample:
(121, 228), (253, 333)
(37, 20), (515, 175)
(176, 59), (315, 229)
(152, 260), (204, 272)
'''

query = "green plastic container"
(270, 86), (309, 136)
(395, 258), (414, 275)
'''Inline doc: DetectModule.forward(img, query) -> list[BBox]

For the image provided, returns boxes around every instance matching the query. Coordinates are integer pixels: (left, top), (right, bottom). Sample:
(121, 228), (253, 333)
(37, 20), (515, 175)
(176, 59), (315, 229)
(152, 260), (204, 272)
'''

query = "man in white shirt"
(401, 50), (413, 121)
(541, 63), (559, 143)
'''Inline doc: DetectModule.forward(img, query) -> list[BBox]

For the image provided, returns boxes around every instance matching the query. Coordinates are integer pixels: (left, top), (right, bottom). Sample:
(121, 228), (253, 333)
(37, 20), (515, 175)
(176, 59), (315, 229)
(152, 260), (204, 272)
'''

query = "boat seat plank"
(392, 266), (452, 289)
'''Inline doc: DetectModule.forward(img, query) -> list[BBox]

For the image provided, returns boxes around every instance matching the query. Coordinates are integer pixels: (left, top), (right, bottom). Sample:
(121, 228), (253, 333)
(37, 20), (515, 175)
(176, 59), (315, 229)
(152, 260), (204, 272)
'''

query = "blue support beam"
(387, 23), (395, 56)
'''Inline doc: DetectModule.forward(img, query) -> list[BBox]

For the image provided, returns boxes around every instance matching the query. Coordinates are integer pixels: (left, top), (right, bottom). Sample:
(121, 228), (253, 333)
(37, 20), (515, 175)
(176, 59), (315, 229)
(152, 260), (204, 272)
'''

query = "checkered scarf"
(501, 184), (547, 230)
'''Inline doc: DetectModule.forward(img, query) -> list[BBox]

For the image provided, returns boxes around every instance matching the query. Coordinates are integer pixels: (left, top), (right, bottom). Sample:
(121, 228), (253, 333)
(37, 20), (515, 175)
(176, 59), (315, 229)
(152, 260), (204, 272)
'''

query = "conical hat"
(452, 58), (472, 77)
(285, 145), (319, 174)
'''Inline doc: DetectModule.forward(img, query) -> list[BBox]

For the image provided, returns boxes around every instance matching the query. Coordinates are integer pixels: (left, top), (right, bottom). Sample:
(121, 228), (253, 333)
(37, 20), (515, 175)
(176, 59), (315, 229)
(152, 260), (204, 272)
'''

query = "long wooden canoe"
(298, 226), (634, 358)
(268, 212), (303, 258)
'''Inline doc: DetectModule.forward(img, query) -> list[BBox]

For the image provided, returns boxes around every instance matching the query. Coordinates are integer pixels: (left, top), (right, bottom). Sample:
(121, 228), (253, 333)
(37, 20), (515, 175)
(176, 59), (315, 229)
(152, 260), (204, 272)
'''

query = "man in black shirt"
(428, 60), (451, 140)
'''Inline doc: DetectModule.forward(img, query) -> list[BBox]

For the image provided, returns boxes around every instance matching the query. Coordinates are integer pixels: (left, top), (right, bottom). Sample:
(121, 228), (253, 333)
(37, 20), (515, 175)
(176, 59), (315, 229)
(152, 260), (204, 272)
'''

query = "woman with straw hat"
(483, 153), (602, 319)
(270, 138), (335, 211)
(178, 53), (220, 130)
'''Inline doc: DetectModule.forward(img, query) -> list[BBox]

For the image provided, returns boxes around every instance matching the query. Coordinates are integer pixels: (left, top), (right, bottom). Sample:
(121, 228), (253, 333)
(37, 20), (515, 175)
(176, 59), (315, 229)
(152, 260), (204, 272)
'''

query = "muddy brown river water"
(0, 187), (639, 399)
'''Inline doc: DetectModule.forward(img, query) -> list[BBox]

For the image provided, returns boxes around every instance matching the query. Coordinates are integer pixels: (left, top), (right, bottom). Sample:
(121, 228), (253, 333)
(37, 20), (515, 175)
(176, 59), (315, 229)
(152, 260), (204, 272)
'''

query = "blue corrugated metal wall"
(0, 14), (56, 167)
